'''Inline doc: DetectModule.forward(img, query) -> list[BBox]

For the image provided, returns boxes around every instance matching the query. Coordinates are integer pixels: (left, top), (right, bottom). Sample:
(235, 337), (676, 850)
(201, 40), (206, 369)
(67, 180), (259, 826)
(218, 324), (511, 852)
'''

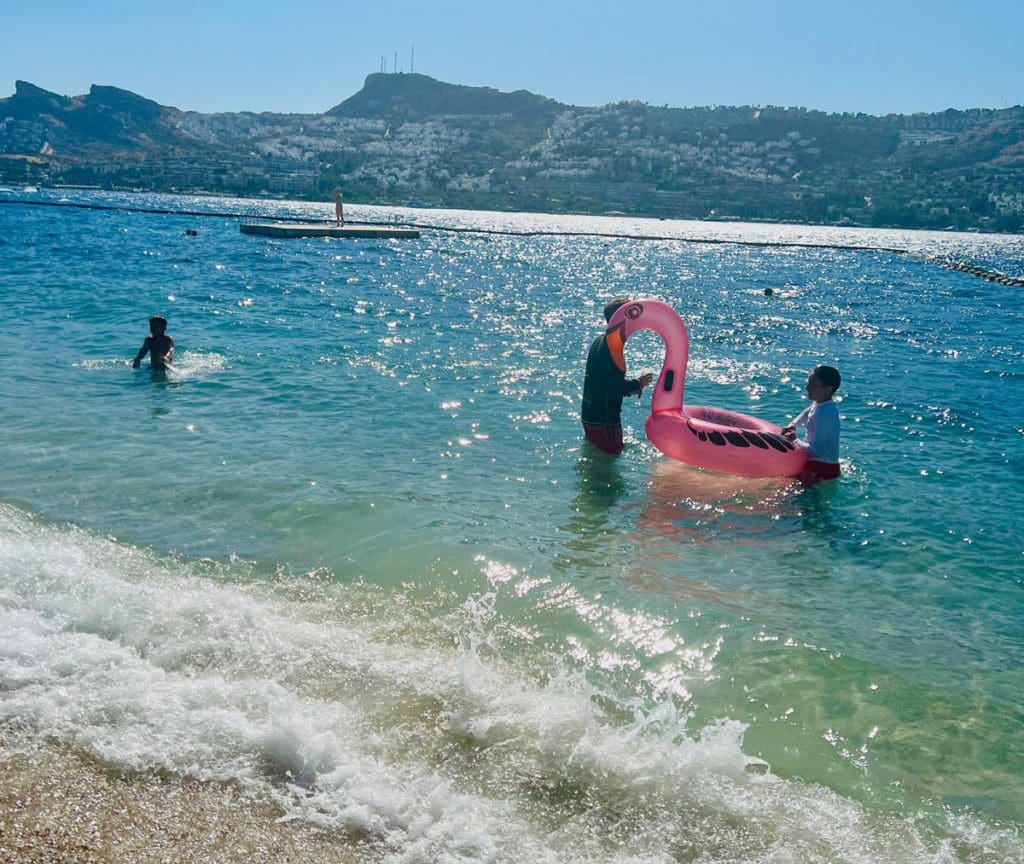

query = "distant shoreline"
(3, 74), (1022, 236)
(6, 185), (1024, 244)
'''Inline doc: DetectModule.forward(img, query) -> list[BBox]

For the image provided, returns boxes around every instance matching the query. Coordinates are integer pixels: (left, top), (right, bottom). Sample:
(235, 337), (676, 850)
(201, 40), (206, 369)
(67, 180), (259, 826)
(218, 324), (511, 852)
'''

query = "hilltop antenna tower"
(393, 52), (398, 74)
(380, 56), (385, 73)
(411, 45), (415, 73)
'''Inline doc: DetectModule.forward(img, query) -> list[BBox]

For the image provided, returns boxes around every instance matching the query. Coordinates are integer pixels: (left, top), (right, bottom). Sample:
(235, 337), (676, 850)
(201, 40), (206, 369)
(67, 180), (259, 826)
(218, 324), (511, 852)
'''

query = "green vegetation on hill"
(2, 74), (1022, 232)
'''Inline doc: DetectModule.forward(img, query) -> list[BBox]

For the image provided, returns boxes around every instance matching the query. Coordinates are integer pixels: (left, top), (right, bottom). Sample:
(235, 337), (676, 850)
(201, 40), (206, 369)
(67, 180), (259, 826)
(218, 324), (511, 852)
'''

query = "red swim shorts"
(583, 422), (624, 455)
(798, 460), (841, 485)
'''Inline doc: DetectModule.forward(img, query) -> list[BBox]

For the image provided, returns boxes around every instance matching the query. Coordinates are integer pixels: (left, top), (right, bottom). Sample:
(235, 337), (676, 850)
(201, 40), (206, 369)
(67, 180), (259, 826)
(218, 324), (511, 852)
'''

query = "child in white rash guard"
(782, 365), (842, 485)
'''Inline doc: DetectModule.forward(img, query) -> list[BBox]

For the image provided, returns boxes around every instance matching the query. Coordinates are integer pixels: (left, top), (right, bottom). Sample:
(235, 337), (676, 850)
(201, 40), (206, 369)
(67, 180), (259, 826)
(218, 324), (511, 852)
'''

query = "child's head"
(808, 365), (841, 401)
(149, 315), (168, 335)
(603, 298), (629, 322)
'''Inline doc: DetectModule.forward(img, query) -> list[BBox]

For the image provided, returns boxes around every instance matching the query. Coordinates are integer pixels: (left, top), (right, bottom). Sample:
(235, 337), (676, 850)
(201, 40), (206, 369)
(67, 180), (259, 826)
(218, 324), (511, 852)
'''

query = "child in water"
(782, 365), (842, 484)
(581, 298), (653, 454)
(132, 315), (175, 369)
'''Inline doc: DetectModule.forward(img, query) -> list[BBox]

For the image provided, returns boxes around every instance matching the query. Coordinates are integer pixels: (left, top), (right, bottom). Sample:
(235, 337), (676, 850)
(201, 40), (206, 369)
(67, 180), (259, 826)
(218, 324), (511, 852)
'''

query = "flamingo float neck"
(606, 300), (689, 415)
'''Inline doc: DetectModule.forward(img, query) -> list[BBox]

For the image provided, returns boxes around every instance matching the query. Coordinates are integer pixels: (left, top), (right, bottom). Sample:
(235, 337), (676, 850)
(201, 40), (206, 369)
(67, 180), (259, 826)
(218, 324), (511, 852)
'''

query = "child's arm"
(781, 405), (811, 441)
(621, 372), (654, 397)
(131, 337), (152, 368)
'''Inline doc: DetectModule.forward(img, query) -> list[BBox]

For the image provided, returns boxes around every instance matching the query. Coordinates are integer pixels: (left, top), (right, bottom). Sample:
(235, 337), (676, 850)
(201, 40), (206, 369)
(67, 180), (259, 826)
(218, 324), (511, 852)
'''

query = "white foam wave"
(73, 351), (228, 378)
(1, 503), (1019, 863)
(73, 357), (134, 371)
(165, 350), (228, 379)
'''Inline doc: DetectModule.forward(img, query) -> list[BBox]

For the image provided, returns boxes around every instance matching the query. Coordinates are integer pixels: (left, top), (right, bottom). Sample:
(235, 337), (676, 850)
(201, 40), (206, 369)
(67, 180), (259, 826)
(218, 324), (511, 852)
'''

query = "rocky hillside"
(2, 73), (1022, 231)
(1, 80), (193, 152)
(328, 73), (564, 124)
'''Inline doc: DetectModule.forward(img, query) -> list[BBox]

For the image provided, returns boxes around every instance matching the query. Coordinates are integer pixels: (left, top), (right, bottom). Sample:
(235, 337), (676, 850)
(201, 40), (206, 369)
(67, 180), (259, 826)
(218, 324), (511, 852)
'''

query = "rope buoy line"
(2, 197), (1021, 284)
(923, 256), (1024, 287)
(401, 222), (914, 255)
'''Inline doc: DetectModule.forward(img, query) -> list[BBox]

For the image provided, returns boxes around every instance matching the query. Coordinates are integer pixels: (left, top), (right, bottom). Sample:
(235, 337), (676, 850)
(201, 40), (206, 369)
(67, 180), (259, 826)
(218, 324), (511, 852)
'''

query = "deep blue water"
(1, 189), (1023, 863)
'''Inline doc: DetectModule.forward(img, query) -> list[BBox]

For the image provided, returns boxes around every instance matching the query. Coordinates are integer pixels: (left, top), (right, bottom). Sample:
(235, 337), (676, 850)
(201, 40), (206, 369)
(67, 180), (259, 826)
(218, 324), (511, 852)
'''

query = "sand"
(0, 732), (362, 864)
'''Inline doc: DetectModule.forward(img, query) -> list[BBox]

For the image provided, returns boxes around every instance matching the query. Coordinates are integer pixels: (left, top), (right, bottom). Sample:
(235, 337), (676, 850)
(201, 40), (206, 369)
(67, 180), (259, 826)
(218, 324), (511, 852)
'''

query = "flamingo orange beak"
(605, 323), (627, 373)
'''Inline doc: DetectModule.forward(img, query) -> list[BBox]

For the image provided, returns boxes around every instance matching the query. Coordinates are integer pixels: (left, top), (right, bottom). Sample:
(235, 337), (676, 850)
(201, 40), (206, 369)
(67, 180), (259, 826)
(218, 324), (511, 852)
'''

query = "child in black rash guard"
(581, 298), (652, 454)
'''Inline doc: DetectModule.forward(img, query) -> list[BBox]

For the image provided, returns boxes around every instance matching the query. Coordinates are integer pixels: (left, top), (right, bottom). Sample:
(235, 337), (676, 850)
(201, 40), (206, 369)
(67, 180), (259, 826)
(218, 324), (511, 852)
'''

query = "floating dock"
(240, 222), (420, 239)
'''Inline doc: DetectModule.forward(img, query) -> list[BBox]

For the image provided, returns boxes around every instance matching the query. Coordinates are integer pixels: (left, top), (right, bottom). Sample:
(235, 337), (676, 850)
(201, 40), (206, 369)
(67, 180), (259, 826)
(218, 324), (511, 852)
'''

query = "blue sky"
(2, 1), (1021, 115)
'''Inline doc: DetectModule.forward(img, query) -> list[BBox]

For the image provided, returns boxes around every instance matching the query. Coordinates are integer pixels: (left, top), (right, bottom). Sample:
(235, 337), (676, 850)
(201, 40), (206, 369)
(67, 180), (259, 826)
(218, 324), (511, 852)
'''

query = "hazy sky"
(2, 1), (1021, 116)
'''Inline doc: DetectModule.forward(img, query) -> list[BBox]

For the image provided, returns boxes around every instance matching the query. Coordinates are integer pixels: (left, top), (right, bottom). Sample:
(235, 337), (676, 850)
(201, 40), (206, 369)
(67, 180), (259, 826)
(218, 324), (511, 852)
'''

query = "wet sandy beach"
(0, 731), (360, 864)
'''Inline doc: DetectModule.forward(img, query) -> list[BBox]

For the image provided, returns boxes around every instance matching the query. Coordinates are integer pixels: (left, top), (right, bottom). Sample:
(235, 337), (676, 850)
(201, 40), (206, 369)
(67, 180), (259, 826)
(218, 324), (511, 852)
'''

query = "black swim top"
(581, 335), (642, 425)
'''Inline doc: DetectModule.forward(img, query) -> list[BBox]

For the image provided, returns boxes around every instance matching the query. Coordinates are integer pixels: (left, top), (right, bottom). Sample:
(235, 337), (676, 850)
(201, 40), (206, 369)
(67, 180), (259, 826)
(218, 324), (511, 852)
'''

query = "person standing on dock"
(332, 188), (345, 226)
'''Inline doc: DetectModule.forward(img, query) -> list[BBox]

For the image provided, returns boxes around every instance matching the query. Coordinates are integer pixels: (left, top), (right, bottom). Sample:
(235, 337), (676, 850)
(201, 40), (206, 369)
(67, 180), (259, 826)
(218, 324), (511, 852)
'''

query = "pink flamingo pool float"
(605, 299), (806, 478)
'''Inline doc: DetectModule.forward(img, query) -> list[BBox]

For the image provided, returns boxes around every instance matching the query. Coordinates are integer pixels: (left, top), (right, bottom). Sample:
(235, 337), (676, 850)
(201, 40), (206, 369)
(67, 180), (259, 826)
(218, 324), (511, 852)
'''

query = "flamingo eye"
(625, 304), (643, 320)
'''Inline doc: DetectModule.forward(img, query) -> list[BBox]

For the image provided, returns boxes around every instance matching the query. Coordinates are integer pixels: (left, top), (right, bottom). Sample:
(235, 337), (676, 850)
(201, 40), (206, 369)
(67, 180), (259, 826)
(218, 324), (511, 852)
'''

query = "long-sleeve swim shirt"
(581, 335), (643, 426)
(792, 400), (841, 463)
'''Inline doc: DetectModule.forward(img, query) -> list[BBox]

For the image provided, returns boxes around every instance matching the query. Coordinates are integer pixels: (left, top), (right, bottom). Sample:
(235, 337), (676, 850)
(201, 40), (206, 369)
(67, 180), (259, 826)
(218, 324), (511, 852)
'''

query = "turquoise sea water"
(1, 189), (1023, 862)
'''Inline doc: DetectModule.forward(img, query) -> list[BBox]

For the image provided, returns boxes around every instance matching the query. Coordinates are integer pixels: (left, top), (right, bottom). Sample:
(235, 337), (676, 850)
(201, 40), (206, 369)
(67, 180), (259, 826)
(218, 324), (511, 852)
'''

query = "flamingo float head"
(605, 299), (690, 414)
